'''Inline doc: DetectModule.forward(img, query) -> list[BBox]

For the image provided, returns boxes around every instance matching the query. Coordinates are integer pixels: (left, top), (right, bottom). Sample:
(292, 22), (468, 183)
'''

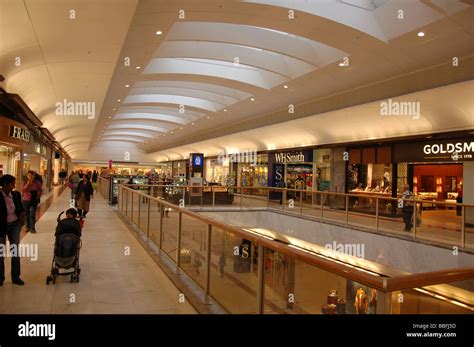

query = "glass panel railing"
(148, 200), (161, 246)
(132, 191), (140, 225)
(209, 227), (258, 313)
(161, 205), (178, 263)
(465, 206), (474, 249)
(115, 185), (474, 315)
(263, 251), (378, 314)
(396, 284), (473, 314)
(180, 214), (207, 289)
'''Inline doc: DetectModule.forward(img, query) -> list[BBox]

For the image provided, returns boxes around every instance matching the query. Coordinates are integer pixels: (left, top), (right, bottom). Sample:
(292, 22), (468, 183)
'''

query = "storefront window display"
(237, 154), (268, 196)
(205, 158), (230, 185)
(0, 144), (20, 177)
(347, 146), (393, 195)
(314, 149), (331, 191)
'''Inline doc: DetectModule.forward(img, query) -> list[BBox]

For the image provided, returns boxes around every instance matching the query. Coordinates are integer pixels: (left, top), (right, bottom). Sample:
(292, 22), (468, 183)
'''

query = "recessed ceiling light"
(250, 98), (255, 101)
(117, 99), (121, 102)
(136, 66), (141, 70)
(180, 127), (183, 130)
(223, 109), (227, 112)
(112, 108), (116, 111)
(125, 84), (130, 88)
(156, 30), (163, 35)
(206, 116), (211, 119)
(170, 131), (174, 134)
(191, 122), (195, 125)
(108, 116), (112, 119)
(417, 31), (425, 37)
(283, 85), (288, 89)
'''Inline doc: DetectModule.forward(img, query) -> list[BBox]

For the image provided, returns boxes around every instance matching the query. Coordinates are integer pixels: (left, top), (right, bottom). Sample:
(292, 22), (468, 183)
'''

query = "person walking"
(401, 184), (414, 231)
(456, 183), (463, 216)
(0, 175), (25, 285)
(75, 174), (94, 218)
(58, 169), (67, 186)
(218, 254), (226, 278)
(21, 170), (42, 233)
(70, 171), (80, 200)
(91, 170), (98, 191)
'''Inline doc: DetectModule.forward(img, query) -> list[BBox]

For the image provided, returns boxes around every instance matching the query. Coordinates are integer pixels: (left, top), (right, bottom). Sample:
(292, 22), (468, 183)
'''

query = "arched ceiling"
(0, 0), (473, 161)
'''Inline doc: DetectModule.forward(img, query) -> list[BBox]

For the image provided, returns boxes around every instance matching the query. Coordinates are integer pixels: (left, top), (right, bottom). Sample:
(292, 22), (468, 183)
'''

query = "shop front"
(22, 135), (52, 186)
(205, 157), (230, 186)
(394, 137), (473, 210)
(233, 153), (268, 196)
(0, 120), (29, 182)
(269, 149), (313, 201)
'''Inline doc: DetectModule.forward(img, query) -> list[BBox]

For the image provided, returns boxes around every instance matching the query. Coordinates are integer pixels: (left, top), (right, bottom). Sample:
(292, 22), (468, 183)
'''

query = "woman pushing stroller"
(46, 208), (82, 285)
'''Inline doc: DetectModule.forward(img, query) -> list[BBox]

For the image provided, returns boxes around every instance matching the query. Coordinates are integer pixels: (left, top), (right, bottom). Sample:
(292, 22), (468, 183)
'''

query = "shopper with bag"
(21, 170), (42, 233)
(0, 175), (26, 285)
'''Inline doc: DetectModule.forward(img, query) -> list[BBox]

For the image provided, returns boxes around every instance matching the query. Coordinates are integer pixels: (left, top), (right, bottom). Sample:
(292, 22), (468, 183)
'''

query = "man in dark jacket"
(0, 175), (25, 285)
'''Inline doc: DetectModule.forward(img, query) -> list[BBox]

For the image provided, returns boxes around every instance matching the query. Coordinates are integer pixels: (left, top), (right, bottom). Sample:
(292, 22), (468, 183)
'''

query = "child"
(55, 208), (82, 237)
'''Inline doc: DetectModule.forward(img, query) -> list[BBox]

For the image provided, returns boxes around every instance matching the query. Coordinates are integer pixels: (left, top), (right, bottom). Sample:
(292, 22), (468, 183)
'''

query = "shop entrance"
(286, 164), (313, 202)
(0, 144), (20, 177)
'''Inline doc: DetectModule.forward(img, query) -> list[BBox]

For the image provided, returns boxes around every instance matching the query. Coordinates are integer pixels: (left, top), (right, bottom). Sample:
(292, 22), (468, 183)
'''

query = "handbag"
(67, 181), (73, 189)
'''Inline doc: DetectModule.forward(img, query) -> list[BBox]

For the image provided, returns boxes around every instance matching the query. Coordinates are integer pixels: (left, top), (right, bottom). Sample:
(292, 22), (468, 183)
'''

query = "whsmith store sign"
(394, 138), (474, 162)
(274, 150), (313, 163)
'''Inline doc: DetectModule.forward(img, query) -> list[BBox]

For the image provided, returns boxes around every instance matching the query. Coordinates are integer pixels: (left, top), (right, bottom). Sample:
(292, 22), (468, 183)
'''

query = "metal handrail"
(115, 183), (473, 207)
(117, 184), (474, 294)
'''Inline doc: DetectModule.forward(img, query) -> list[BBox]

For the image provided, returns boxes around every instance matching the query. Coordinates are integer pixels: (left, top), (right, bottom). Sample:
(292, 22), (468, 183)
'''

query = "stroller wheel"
(70, 275), (74, 283)
(46, 276), (52, 285)
(52, 268), (59, 276)
(52, 276), (56, 284)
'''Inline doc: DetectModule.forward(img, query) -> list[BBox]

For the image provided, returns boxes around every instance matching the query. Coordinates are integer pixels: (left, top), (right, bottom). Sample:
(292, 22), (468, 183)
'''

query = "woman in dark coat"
(75, 175), (94, 218)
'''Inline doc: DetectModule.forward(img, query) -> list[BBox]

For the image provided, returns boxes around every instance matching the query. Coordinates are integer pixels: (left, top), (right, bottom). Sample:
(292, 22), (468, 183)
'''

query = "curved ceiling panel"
(108, 123), (173, 133)
(143, 57), (287, 90)
(114, 113), (189, 125)
(99, 137), (143, 143)
(129, 86), (241, 105)
(102, 129), (154, 139)
(155, 41), (316, 79)
(117, 105), (204, 120)
(124, 92), (225, 112)
(134, 81), (252, 100)
(164, 22), (347, 66)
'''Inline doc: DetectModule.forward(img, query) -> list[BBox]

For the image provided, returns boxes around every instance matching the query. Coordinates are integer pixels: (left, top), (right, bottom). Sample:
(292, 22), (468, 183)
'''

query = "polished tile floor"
(0, 188), (196, 314)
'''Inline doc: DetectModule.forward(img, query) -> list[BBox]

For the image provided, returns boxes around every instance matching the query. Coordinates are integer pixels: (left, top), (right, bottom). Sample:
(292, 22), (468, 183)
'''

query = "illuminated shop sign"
(9, 125), (30, 142)
(274, 150), (312, 163)
(394, 138), (474, 162)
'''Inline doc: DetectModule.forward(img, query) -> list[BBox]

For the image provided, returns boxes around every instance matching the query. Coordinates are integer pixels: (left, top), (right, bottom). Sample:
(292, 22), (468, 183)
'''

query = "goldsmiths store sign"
(394, 138), (474, 162)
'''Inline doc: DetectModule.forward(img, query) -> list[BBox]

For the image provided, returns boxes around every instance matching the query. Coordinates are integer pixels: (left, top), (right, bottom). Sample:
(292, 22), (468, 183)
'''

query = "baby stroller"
(46, 211), (82, 284)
